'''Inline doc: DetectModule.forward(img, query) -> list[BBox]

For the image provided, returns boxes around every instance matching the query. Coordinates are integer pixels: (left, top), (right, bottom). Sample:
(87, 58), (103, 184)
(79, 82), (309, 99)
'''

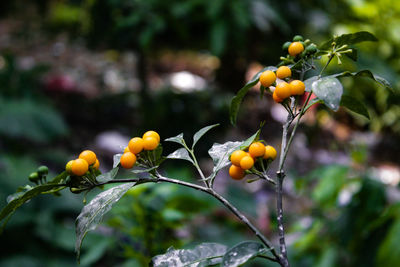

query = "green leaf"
(307, 77), (343, 111)
(207, 141), (242, 181)
(305, 98), (324, 111)
(344, 48), (358, 61)
(75, 182), (135, 261)
(221, 241), (269, 267)
(340, 95), (370, 119)
(377, 218), (400, 266)
(192, 124), (219, 149)
(164, 133), (186, 146)
(0, 172), (68, 230)
(239, 130), (260, 150)
(151, 242), (227, 267)
(319, 31), (378, 51)
(166, 148), (194, 164)
(113, 153), (122, 168)
(131, 166), (158, 174)
(96, 167), (119, 183)
(334, 70), (393, 91)
(230, 66), (276, 125)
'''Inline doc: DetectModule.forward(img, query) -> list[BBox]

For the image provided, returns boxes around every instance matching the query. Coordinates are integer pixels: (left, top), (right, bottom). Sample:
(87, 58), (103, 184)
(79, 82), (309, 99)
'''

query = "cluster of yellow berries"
(228, 142), (277, 180)
(259, 66), (305, 103)
(120, 131), (160, 169)
(66, 150), (100, 176)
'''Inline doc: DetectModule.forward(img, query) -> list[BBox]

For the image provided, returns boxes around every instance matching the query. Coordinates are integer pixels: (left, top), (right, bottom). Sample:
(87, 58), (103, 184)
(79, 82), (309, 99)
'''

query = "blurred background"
(0, 0), (399, 266)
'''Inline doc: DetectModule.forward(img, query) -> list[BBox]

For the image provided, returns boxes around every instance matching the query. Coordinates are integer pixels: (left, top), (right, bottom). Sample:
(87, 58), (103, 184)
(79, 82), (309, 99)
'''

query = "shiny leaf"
(75, 182), (135, 261)
(308, 77), (343, 111)
(151, 242), (227, 267)
(165, 133), (186, 146)
(166, 148), (194, 164)
(222, 241), (269, 267)
(192, 124), (219, 149)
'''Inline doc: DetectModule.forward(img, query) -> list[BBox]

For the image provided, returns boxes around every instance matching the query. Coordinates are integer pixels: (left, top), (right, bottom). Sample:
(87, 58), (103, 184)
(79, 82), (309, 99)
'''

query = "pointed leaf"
(192, 124), (219, 149)
(309, 77), (343, 111)
(166, 148), (194, 164)
(239, 130), (260, 150)
(334, 70), (393, 91)
(222, 241), (269, 267)
(75, 182), (135, 261)
(230, 66), (277, 125)
(151, 242), (227, 267)
(96, 167), (119, 183)
(165, 133), (186, 146)
(113, 154), (122, 168)
(207, 141), (242, 182)
(319, 31), (378, 50)
(340, 95), (370, 119)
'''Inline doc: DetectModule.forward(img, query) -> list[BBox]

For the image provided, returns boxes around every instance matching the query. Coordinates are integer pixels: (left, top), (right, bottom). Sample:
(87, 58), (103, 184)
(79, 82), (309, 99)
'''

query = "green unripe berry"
(282, 41), (291, 51)
(293, 35), (304, 42)
(29, 172), (39, 183)
(306, 44), (317, 54)
(37, 166), (49, 176)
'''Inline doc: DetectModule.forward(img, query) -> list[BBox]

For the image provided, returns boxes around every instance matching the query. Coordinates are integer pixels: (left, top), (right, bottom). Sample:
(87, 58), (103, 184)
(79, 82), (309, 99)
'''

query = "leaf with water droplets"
(309, 77), (343, 111)
(166, 148), (194, 164)
(75, 183), (135, 261)
(222, 241), (270, 267)
(151, 242), (227, 267)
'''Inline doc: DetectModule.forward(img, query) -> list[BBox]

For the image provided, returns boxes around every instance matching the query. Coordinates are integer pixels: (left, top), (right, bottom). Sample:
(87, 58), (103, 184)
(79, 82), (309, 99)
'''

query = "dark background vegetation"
(0, 0), (399, 266)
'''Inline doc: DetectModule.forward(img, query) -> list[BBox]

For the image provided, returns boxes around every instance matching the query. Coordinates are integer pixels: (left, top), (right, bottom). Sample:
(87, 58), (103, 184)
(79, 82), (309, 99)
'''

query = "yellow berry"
(288, 42), (304, 57)
(229, 165), (245, 180)
(79, 150), (97, 165)
(71, 158), (89, 176)
(276, 66), (292, 79)
(273, 91), (283, 103)
(264, 145), (277, 160)
(249, 142), (266, 158)
(230, 150), (247, 167)
(143, 136), (159, 150)
(66, 160), (74, 174)
(290, 80), (306, 95)
(120, 152), (136, 169)
(240, 156), (254, 170)
(93, 159), (100, 170)
(275, 82), (291, 99)
(128, 137), (144, 154)
(143, 131), (160, 143)
(259, 70), (276, 87)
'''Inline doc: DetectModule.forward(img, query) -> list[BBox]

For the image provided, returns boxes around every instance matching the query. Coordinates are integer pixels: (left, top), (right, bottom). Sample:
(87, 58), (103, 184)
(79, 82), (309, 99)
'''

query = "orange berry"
(229, 165), (245, 180)
(66, 160), (74, 174)
(71, 158), (89, 176)
(264, 145), (277, 160)
(93, 159), (100, 170)
(143, 136), (159, 150)
(290, 80), (306, 95)
(275, 82), (291, 99)
(128, 137), (144, 154)
(288, 42), (304, 57)
(79, 150), (97, 165)
(230, 150), (247, 167)
(120, 152), (136, 169)
(143, 131), (160, 143)
(240, 155), (254, 170)
(276, 66), (292, 79)
(124, 146), (130, 153)
(259, 70), (276, 87)
(249, 142), (266, 158)
(273, 91), (283, 103)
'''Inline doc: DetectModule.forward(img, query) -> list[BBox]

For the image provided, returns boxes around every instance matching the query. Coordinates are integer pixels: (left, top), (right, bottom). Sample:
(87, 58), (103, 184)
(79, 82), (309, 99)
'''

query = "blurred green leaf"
(75, 182), (135, 261)
(0, 99), (68, 143)
(377, 218), (400, 266)
(340, 95), (370, 119)
(319, 31), (378, 51)
(151, 242), (227, 267)
(334, 70), (393, 91)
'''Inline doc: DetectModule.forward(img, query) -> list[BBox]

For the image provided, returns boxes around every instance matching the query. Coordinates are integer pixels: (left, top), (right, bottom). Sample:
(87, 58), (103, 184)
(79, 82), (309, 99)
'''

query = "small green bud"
(293, 35), (304, 42)
(29, 172), (39, 183)
(37, 166), (49, 176)
(306, 44), (317, 54)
